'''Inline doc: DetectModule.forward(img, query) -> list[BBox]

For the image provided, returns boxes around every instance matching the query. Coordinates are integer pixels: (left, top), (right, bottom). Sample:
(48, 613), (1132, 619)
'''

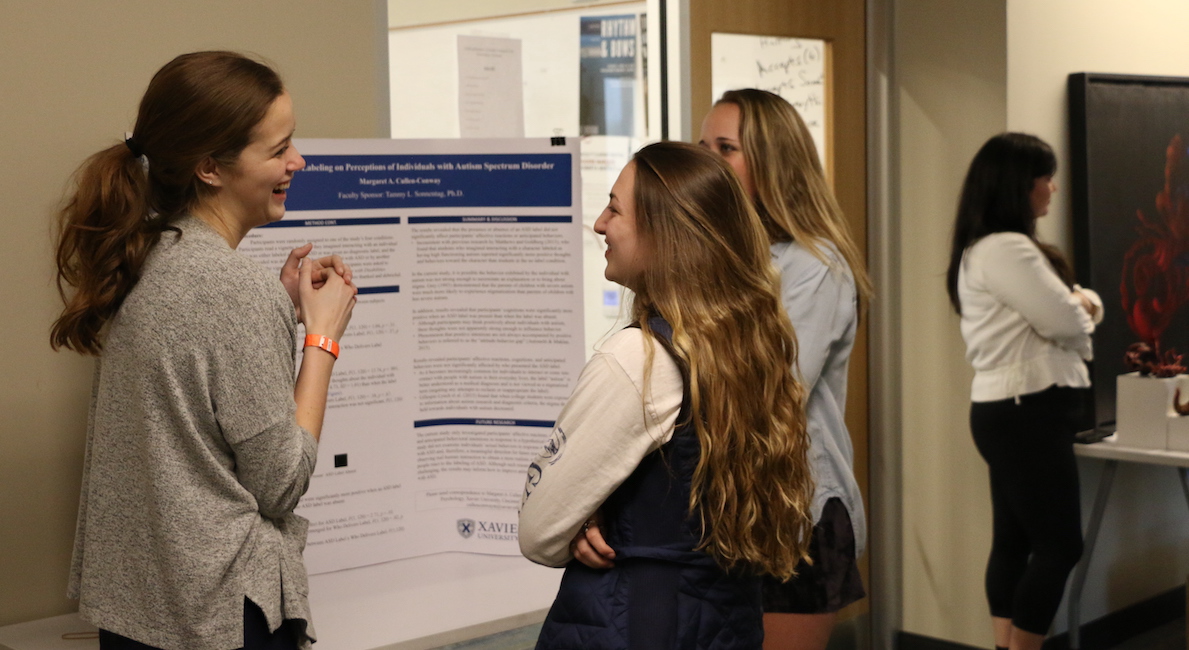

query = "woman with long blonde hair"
(519, 141), (815, 649)
(700, 89), (871, 649)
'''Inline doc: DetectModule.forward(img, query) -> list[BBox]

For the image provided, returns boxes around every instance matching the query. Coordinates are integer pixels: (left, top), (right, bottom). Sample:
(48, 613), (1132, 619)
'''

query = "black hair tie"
(124, 136), (144, 159)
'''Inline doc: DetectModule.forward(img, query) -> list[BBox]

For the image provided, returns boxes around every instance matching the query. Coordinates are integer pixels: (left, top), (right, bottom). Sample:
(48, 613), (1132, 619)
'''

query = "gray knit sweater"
(68, 215), (318, 650)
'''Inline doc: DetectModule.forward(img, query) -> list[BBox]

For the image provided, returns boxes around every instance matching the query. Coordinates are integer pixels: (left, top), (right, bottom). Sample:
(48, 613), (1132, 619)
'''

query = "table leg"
(1068, 459), (1117, 650)
(1180, 467), (1189, 512)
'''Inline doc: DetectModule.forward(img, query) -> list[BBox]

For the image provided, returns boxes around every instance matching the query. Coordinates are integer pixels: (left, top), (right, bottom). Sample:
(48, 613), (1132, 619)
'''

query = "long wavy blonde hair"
(718, 89), (873, 302)
(630, 142), (814, 579)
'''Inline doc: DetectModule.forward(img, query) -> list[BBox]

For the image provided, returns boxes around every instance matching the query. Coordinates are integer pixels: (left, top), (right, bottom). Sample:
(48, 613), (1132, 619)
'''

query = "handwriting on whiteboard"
(711, 33), (828, 167)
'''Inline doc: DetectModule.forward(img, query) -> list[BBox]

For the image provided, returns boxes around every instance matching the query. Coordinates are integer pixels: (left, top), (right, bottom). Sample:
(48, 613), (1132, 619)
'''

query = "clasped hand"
(569, 512), (616, 569)
(280, 243), (358, 341)
(1072, 289), (1099, 320)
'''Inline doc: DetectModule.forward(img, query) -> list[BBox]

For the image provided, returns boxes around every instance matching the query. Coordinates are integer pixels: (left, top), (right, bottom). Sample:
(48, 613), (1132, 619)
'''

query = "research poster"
(238, 138), (584, 574)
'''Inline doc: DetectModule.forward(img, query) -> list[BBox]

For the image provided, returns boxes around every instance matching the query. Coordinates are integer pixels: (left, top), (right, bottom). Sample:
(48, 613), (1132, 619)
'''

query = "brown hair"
(51, 51), (284, 354)
(630, 142), (814, 579)
(718, 89), (873, 303)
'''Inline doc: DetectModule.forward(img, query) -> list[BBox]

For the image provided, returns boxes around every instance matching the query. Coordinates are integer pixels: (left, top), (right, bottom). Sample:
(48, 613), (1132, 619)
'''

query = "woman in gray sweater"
(51, 51), (357, 650)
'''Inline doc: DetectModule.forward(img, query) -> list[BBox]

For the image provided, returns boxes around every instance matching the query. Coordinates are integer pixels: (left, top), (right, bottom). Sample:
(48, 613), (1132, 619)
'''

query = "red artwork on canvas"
(1120, 134), (1189, 365)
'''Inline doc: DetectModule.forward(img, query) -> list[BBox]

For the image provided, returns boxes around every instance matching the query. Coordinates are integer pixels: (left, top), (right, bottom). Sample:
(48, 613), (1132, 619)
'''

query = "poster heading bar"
(287, 154), (572, 211)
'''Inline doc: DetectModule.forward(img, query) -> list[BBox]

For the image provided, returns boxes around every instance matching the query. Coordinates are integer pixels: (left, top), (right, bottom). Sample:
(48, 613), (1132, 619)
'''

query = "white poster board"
(457, 35), (525, 138)
(238, 137), (585, 574)
(710, 33), (830, 171)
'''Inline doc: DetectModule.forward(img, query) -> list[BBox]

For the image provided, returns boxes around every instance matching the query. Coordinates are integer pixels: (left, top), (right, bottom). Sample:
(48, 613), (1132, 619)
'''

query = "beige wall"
(10, 0), (1187, 641)
(894, 1), (1006, 645)
(0, 1), (388, 626)
(388, 0), (637, 28)
(894, 0), (1189, 645)
(1008, 0), (1189, 253)
(1007, 0), (1189, 626)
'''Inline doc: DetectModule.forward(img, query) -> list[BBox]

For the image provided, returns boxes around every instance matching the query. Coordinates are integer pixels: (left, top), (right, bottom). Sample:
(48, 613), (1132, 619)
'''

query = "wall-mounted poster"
(1069, 73), (1189, 431)
(579, 14), (639, 136)
(457, 35), (525, 138)
(238, 136), (585, 574)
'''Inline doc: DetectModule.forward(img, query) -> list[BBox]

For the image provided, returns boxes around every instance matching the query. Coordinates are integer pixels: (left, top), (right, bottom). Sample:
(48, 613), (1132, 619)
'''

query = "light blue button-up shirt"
(771, 240), (866, 557)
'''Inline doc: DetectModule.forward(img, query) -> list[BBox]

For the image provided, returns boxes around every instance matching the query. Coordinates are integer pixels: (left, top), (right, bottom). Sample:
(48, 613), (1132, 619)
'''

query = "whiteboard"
(710, 33), (830, 172)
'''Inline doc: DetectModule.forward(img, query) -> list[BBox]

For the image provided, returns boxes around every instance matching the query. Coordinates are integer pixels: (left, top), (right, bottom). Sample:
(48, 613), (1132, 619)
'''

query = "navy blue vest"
(535, 317), (763, 650)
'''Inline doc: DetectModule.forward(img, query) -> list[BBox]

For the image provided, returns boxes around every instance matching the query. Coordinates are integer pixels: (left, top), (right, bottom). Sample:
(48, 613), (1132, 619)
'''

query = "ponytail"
(51, 144), (163, 354)
(50, 51), (285, 355)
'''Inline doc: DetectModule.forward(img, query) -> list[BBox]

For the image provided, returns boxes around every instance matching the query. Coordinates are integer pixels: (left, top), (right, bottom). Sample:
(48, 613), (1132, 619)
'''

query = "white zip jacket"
(958, 232), (1102, 402)
(519, 327), (683, 566)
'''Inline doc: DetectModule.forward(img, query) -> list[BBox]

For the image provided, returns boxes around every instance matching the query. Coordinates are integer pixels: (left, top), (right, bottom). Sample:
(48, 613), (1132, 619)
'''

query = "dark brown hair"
(629, 142), (814, 579)
(945, 132), (1069, 314)
(51, 51), (284, 354)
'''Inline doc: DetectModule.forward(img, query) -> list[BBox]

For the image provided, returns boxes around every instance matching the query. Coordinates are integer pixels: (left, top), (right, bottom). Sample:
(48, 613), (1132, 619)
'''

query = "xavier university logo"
(456, 518), (519, 541)
(457, 518), (475, 539)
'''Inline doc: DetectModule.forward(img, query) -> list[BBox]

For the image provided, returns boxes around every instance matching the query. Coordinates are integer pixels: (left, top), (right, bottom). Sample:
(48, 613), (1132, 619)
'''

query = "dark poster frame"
(1069, 72), (1189, 432)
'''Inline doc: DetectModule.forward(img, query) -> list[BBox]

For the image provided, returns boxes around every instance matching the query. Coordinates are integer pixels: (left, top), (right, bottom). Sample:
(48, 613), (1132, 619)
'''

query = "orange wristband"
(303, 334), (340, 359)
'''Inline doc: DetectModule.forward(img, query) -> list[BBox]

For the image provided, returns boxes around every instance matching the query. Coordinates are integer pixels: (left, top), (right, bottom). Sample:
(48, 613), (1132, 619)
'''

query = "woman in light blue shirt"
(699, 89), (872, 650)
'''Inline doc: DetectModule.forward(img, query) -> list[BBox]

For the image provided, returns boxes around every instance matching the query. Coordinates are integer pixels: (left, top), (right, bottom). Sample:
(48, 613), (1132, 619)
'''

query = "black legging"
(970, 385), (1085, 635)
(99, 598), (301, 650)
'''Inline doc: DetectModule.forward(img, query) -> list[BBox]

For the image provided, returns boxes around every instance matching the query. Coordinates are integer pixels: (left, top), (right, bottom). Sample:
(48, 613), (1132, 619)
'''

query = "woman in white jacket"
(946, 133), (1102, 650)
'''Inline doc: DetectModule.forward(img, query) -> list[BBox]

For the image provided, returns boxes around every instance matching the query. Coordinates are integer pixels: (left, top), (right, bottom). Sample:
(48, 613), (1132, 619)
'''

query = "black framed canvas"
(1069, 72), (1189, 431)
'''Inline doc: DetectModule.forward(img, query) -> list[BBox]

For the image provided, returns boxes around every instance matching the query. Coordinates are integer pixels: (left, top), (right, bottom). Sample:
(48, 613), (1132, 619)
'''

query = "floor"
(432, 614), (870, 649)
(1109, 617), (1185, 650)
(433, 624), (542, 650)
(429, 615), (1182, 649)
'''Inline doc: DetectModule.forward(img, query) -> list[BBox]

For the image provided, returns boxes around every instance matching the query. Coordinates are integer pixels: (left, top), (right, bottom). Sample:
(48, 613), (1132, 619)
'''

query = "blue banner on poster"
(408, 216), (572, 224)
(357, 285), (400, 295)
(286, 154), (572, 211)
(264, 216), (402, 228)
(413, 418), (556, 428)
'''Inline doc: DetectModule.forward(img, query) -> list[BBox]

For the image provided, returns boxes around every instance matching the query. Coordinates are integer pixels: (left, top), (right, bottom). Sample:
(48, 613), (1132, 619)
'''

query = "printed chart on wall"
(710, 33), (829, 171)
(238, 137), (584, 574)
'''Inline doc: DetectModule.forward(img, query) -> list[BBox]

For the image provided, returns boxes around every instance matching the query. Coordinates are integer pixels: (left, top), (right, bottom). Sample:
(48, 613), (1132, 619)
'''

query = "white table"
(1068, 440), (1189, 649)
(0, 613), (97, 650)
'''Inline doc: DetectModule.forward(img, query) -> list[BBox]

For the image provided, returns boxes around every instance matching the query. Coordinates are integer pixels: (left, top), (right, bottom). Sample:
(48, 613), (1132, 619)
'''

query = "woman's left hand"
(280, 244), (355, 319)
(1073, 290), (1099, 320)
(569, 513), (616, 569)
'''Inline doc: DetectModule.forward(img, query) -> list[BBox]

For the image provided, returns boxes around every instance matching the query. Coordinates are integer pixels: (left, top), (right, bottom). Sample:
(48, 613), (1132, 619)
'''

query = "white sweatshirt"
(518, 327), (684, 566)
(957, 232), (1103, 402)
